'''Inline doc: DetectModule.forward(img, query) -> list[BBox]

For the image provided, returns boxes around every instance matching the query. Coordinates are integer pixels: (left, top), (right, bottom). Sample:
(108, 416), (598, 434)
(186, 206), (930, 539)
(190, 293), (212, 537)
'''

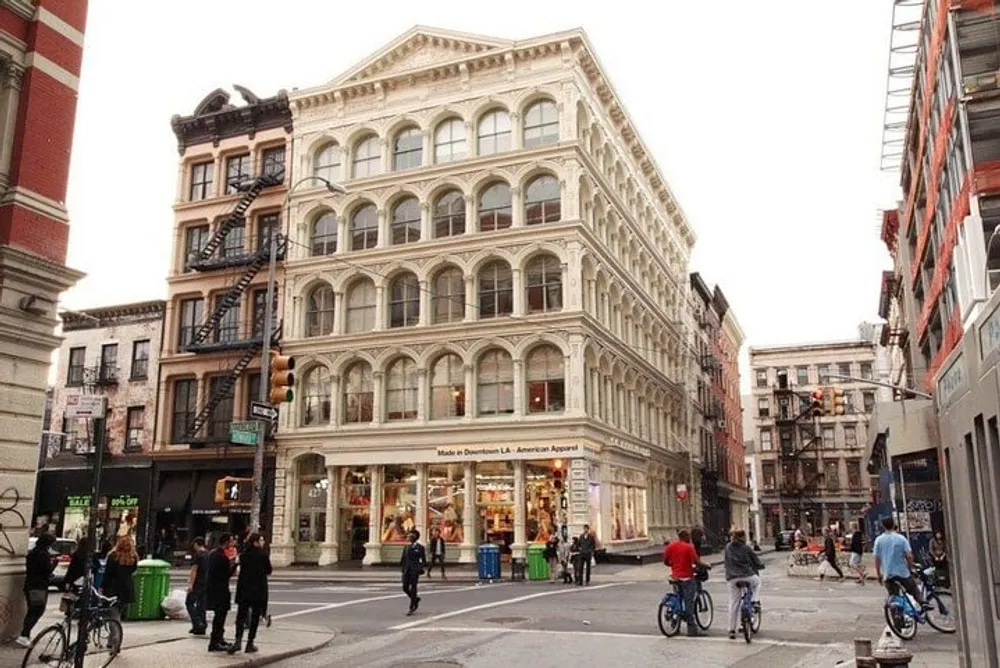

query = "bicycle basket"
(695, 565), (710, 582)
(59, 593), (77, 614)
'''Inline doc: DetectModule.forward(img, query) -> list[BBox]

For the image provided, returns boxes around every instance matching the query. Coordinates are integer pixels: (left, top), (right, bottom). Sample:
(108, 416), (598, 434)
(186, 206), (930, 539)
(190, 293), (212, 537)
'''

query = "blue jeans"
(186, 591), (207, 632)
(678, 578), (700, 630)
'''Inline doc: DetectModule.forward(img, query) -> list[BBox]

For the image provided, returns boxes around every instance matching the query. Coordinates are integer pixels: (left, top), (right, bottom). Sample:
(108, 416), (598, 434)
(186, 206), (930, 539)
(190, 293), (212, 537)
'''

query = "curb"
(220, 631), (336, 667)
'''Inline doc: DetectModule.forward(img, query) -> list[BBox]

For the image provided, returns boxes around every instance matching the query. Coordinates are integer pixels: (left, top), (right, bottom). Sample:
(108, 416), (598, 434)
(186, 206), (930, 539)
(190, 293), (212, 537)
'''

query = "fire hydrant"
(872, 628), (913, 667)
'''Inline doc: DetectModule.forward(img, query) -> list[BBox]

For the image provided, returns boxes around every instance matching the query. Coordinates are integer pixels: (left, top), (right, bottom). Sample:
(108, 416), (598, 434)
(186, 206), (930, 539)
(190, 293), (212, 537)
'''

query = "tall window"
(523, 100), (559, 148)
(257, 212), (280, 252)
(343, 362), (374, 423)
(822, 426), (835, 449)
(208, 375), (234, 439)
(796, 366), (809, 386)
(755, 369), (767, 388)
(183, 224), (210, 271)
(346, 279), (376, 333)
(433, 190), (465, 238)
(313, 143), (341, 183)
(189, 161), (213, 201)
(67, 347), (85, 385)
(389, 273), (420, 328)
(261, 145), (286, 180)
(817, 364), (830, 383)
(761, 462), (776, 490)
(431, 354), (465, 419)
(393, 127), (423, 170)
(860, 362), (873, 380)
(759, 428), (773, 451)
(757, 397), (769, 418)
(525, 255), (562, 313)
(391, 197), (421, 245)
(246, 373), (261, 418)
(386, 358), (418, 420)
(62, 417), (80, 452)
(526, 346), (565, 413)
(125, 407), (145, 451)
(838, 362), (852, 377)
(478, 182), (512, 232)
(477, 349), (514, 416)
(178, 298), (204, 348)
(524, 175), (561, 224)
(844, 425), (858, 448)
(221, 220), (245, 258)
(433, 267), (465, 324)
(847, 460), (862, 490)
(130, 340), (150, 379)
(306, 285), (335, 337)
(478, 109), (511, 155)
(252, 288), (277, 338)
(862, 391), (876, 413)
(303, 367), (332, 426)
(352, 135), (381, 178)
(434, 118), (466, 163)
(478, 261), (513, 318)
(171, 378), (197, 442)
(311, 212), (338, 256)
(214, 295), (239, 342)
(824, 460), (840, 490)
(226, 153), (251, 193)
(351, 204), (379, 250)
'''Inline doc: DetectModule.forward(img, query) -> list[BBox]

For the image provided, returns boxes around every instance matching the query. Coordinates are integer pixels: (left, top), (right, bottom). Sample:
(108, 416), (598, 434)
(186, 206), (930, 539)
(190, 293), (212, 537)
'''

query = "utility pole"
(250, 229), (279, 533)
(75, 408), (106, 668)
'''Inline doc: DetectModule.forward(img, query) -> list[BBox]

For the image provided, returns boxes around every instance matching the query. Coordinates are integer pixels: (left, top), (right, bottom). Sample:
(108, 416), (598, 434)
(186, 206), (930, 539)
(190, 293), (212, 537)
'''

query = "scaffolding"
(880, 0), (925, 172)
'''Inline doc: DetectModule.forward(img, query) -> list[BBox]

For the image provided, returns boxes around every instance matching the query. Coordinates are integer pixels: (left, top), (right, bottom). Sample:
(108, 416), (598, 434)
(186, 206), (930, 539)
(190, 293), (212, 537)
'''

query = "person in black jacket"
(228, 533), (272, 655)
(427, 527), (446, 579)
(400, 530), (426, 616)
(102, 535), (138, 619)
(63, 536), (92, 592)
(206, 533), (236, 652)
(821, 528), (845, 581)
(577, 525), (597, 585)
(16, 533), (56, 647)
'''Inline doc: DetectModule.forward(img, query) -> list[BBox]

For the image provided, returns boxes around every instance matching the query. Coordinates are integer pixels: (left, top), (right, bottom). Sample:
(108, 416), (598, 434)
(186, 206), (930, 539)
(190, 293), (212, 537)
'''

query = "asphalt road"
(169, 552), (958, 667)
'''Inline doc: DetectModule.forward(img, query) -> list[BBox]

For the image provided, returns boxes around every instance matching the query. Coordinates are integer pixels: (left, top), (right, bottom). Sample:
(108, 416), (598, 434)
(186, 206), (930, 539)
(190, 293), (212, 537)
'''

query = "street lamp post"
(821, 373), (933, 400)
(250, 175), (344, 532)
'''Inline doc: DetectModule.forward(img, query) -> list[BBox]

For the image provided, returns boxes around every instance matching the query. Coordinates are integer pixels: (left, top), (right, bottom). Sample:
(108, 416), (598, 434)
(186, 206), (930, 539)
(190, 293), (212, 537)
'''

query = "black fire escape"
(179, 173), (284, 445)
(774, 371), (824, 525)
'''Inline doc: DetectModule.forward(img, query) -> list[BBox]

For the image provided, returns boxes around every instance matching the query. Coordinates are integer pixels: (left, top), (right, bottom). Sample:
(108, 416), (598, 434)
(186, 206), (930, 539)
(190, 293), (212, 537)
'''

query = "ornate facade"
(270, 27), (699, 565)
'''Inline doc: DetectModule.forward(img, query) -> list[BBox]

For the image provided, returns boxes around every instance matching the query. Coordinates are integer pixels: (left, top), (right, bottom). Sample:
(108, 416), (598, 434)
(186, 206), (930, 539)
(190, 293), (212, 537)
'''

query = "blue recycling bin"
(477, 543), (501, 581)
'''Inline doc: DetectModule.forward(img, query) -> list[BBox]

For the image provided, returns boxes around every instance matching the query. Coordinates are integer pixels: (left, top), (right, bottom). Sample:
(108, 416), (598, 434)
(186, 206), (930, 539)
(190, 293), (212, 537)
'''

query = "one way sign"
(250, 401), (278, 421)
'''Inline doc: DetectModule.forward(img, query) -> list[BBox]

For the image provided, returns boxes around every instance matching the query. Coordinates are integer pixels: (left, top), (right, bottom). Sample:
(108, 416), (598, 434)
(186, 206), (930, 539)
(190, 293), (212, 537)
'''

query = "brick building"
(0, 0), (88, 639)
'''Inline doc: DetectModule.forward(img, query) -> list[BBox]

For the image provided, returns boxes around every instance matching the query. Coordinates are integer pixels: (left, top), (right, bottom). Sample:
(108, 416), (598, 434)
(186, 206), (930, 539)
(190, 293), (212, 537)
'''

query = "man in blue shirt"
(873, 517), (927, 608)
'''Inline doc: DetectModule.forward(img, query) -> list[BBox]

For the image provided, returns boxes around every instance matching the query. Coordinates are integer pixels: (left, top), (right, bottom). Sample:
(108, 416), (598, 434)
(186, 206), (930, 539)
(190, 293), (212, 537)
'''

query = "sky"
(59, 0), (901, 372)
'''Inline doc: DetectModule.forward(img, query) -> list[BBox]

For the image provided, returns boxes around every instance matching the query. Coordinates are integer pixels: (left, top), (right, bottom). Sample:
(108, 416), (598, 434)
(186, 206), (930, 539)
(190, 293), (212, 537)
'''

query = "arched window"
(352, 135), (381, 178)
(391, 197), (420, 245)
(525, 255), (563, 313)
(431, 354), (465, 419)
(525, 175), (561, 225)
(477, 349), (514, 416)
(433, 267), (465, 324)
(345, 278), (376, 333)
(302, 366), (332, 426)
(313, 143), (340, 183)
(478, 182), (511, 232)
(386, 358), (418, 420)
(392, 127), (423, 171)
(478, 261), (512, 319)
(311, 211), (338, 256)
(526, 345), (565, 413)
(343, 362), (373, 423)
(477, 109), (511, 155)
(389, 273), (419, 328)
(433, 190), (465, 238)
(434, 118), (466, 164)
(351, 204), (378, 250)
(305, 285), (335, 337)
(523, 100), (559, 148)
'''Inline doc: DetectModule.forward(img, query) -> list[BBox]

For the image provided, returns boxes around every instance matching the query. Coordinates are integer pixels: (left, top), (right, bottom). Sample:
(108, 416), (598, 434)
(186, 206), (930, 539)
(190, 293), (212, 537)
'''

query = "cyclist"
(664, 529), (709, 637)
(873, 517), (928, 610)
(724, 529), (763, 640)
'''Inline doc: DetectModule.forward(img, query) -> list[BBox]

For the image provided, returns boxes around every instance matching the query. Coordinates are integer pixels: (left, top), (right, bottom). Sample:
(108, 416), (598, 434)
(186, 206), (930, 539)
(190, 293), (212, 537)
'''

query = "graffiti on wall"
(0, 487), (26, 557)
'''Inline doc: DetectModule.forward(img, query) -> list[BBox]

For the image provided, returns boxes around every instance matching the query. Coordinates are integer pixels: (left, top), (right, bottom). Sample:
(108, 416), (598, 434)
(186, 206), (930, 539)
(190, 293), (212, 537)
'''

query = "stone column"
(418, 280), (431, 326)
(319, 465), (339, 565)
(461, 461), (477, 563)
(511, 186), (524, 228)
(374, 285), (386, 330)
(363, 465), (383, 564)
(512, 268), (524, 316)
(416, 367), (428, 423)
(421, 132), (433, 168)
(464, 275), (477, 321)
(330, 374), (342, 426)
(336, 216), (348, 254)
(420, 202), (432, 242)
(566, 241), (583, 311)
(567, 334), (586, 418)
(376, 209), (389, 249)
(465, 121), (476, 158)
(334, 291), (346, 335)
(0, 63), (24, 185)
(372, 371), (385, 424)
(512, 359), (524, 418)
(513, 460), (526, 558)
(416, 463), (429, 540)
(464, 195), (475, 235)
(511, 111), (522, 149)
(463, 364), (475, 420)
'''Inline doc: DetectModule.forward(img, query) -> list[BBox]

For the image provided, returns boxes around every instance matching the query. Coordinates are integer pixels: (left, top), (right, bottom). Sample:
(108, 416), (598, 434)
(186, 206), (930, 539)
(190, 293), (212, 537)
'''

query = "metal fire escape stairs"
(774, 378), (825, 517)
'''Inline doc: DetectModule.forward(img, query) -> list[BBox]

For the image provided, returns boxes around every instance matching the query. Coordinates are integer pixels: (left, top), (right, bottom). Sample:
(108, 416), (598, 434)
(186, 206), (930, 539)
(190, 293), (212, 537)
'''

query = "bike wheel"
(695, 589), (714, 630)
(924, 593), (957, 634)
(21, 625), (69, 668)
(884, 601), (917, 640)
(742, 612), (752, 644)
(657, 602), (681, 637)
(749, 604), (762, 634)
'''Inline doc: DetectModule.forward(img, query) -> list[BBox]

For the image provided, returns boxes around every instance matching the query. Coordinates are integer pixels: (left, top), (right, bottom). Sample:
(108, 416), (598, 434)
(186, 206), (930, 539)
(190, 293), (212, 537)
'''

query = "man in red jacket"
(664, 529), (709, 636)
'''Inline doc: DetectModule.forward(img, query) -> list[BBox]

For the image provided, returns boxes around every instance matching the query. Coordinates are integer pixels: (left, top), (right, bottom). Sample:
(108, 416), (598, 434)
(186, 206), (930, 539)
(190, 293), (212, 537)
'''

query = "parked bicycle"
(657, 575), (713, 636)
(734, 580), (761, 644)
(883, 566), (956, 640)
(21, 585), (123, 668)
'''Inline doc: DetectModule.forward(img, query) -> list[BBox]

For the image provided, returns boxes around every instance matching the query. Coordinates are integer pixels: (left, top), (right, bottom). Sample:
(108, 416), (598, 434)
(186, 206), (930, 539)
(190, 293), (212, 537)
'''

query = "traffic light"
(268, 352), (296, 405)
(214, 476), (253, 505)
(832, 387), (846, 415)
(810, 390), (825, 416)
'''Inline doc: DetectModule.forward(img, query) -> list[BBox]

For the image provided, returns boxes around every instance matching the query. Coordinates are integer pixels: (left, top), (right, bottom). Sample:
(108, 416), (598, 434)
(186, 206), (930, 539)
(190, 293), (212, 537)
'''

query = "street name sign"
(229, 420), (259, 446)
(250, 401), (278, 421)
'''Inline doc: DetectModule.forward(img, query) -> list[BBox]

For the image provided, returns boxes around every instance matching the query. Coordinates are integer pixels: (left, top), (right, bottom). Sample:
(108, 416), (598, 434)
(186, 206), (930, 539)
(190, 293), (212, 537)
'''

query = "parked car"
(774, 530), (796, 551)
(28, 536), (77, 588)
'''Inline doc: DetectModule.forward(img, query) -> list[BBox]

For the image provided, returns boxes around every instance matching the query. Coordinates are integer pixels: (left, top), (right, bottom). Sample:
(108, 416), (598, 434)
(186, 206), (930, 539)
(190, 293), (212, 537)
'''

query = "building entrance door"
(338, 510), (369, 562)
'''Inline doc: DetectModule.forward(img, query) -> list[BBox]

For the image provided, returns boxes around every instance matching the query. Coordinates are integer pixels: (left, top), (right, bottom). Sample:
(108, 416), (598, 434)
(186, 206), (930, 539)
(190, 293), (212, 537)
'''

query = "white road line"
(403, 626), (843, 649)
(271, 583), (508, 621)
(387, 582), (626, 631)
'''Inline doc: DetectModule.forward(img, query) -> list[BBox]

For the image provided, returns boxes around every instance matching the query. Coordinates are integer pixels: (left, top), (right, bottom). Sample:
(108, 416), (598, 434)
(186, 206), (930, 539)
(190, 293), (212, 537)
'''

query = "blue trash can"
(93, 557), (107, 590)
(477, 544), (500, 581)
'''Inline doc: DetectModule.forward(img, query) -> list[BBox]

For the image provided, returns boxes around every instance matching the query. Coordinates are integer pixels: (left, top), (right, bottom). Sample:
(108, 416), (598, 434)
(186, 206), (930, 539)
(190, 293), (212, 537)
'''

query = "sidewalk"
(0, 608), (333, 668)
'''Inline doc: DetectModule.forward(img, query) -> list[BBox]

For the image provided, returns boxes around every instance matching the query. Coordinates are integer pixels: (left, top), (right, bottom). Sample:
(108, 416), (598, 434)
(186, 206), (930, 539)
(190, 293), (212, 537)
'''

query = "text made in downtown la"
(434, 443), (586, 461)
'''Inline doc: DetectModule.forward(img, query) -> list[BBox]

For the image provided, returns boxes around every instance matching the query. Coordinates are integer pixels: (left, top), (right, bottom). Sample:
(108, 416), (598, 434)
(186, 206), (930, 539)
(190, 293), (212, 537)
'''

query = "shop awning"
(191, 473), (220, 514)
(153, 474), (191, 512)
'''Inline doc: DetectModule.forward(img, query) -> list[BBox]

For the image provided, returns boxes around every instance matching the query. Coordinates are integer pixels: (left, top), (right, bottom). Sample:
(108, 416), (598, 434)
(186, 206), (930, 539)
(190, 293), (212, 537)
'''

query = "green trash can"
(527, 543), (550, 581)
(125, 559), (171, 620)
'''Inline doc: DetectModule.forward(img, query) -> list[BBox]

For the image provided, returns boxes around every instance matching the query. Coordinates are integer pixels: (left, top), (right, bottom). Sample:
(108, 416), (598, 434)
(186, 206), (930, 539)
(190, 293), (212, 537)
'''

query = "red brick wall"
(38, 0), (89, 33)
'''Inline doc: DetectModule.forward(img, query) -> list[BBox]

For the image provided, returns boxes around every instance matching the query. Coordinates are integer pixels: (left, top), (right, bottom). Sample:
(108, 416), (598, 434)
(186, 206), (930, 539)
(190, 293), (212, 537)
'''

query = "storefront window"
(477, 461), (514, 548)
(381, 465), (417, 543)
(297, 455), (327, 543)
(427, 465), (465, 543)
(610, 467), (648, 541)
(62, 494), (140, 548)
(525, 462), (561, 542)
(339, 467), (370, 561)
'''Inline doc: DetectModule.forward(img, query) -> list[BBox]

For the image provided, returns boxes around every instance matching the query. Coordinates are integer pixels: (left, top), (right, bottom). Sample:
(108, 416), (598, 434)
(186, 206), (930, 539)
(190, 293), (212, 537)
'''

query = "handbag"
(28, 589), (47, 608)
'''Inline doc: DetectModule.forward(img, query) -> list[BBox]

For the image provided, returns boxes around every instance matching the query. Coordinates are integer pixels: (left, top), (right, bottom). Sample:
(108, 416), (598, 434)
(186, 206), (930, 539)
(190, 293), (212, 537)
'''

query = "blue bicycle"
(657, 578), (713, 636)
(735, 580), (762, 643)
(883, 567), (956, 640)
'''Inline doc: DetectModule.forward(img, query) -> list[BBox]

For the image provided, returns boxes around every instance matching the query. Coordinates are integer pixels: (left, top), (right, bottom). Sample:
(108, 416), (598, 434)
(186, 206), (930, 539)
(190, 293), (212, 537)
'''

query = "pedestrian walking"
(400, 530), (426, 616)
(556, 535), (572, 583)
(102, 535), (138, 619)
(186, 538), (209, 635)
(544, 534), (560, 583)
(427, 527), (446, 579)
(206, 533), (236, 652)
(577, 524), (596, 586)
(820, 528), (845, 581)
(228, 533), (271, 655)
(16, 533), (56, 647)
(724, 529), (764, 640)
(848, 523), (867, 586)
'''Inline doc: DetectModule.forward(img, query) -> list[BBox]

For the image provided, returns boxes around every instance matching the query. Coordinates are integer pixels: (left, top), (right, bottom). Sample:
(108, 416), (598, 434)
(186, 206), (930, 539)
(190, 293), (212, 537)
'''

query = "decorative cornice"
(170, 87), (293, 154)
(62, 299), (166, 331)
(2, 0), (36, 21)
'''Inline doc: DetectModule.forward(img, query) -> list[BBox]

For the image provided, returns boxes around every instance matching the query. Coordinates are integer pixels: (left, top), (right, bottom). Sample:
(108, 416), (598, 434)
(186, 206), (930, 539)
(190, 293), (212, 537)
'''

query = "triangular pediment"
(331, 26), (513, 86)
